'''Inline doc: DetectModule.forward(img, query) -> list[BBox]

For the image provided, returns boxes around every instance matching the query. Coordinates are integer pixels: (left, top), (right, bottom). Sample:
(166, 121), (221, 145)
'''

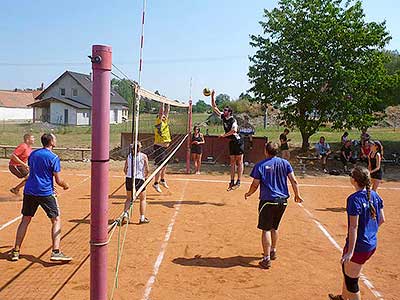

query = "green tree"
(192, 100), (211, 113)
(381, 50), (400, 106)
(248, 0), (392, 149)
(111, 78), (134, 114)
(215, 94), (231, 110)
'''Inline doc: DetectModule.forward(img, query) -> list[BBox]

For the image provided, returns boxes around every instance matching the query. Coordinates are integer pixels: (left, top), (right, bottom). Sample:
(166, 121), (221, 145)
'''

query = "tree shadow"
(110, 195), (126, 200)
(0, 249), (66, 267)
(172, 255), (260, 269)
(149, 200), (225, 208)
(315, 207), (346, 213)
(0, 196), (22, 203)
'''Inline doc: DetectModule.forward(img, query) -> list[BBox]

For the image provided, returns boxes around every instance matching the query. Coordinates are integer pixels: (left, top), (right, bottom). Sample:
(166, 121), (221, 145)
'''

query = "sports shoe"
(139, 217), (150, 224)
(153, 183), (162, 193)
(10, 188), (19, 195)
(328, 294), (344, 300)
(227, 182), (235, 191)
(10, 249), (20, 261)
(270, 250), (277, 260)
(258, 258), (271, 269)
(50, 251), (72, 262)
(121, 211), (129, 225)
(231, 181), (241, 190)
(160, 180), (169, 189)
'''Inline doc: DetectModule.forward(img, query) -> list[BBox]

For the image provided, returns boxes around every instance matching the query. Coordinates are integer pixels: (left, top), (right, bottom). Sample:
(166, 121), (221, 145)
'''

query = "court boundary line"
(298, 203), (384, 300)
(0, 176), (90, 232)
(142, 180), (188, 300)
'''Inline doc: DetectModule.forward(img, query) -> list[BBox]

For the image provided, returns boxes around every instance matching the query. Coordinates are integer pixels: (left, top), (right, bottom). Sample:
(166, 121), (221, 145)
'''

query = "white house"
(0, 90), (35, 121)
(30, 71), (129, 125)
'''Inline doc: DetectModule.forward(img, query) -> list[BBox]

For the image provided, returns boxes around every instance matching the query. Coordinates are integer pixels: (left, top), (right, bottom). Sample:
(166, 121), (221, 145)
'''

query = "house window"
(72, 88), (78, 97)
(60, 88), (65, 96)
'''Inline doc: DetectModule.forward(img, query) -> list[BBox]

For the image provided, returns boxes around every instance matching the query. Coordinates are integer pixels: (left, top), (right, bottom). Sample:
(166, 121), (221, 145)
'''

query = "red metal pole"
(186, 100), (193, 174)
(90, 45), (112, 300)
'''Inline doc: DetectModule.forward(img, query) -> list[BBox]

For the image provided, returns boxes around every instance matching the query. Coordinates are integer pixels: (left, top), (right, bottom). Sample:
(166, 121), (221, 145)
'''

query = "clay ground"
(0, 163), (399, 300)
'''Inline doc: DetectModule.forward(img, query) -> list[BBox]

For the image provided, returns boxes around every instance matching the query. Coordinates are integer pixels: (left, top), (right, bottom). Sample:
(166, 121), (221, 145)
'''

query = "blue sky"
(0, 0), (399, 104)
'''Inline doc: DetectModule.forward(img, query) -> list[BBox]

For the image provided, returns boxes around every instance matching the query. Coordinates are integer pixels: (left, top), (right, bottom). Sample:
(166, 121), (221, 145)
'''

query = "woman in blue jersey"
(329, 166), (385, 300)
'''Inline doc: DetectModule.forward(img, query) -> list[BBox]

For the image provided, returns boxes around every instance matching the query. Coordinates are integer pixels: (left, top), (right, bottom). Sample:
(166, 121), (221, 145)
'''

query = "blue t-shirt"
(24, 148), (61, 197)
(250, 157), (293, 202)
(346, 190), (383, 253)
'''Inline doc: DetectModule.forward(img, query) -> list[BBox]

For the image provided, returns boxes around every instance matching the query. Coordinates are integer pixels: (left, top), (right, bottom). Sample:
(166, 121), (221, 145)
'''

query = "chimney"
(40, 82), (44, 90)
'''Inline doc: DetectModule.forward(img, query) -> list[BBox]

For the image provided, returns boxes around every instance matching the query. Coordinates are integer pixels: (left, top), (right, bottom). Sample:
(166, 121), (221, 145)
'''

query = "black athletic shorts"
(191, 145), (202, 154)
(371, 170), (383, 180)
(125, 178), (146, 192)
(258, 198), (288, 231)
(154, 145), (168, 166)
(22, 194), (59, 218)
(229, 139), (244, 156)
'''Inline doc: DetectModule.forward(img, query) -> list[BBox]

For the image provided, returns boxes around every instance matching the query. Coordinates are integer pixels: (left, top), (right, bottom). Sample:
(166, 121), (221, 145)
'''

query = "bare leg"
(191, 153), (197, 173)
(236, 155), (243, 181)
(230, 156), (235, 181)
(139, 191), (146, 216)
(124, 190), (132, 212)
(14, 216), (32, 250)
(51, 216), (62, 251)
(271, 229), (278, 250)
(197, 154), (202, 173)
(342, 261), (362, 300)
(13, 177), (28, 192)
(160, 165), (167, 181)
(261, 230), (272, 257)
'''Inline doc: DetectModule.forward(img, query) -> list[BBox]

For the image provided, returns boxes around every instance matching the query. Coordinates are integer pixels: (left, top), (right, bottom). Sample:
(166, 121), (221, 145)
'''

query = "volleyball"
(203, 88), (211, 97)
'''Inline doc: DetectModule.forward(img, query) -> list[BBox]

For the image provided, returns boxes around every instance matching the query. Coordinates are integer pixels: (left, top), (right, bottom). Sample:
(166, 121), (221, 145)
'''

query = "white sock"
(140, 215), (145, 221)
(263, 255), (270, 261)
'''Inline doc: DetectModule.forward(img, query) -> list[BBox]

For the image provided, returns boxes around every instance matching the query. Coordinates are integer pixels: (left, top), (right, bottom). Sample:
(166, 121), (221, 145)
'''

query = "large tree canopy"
(248, 0), (392, 149)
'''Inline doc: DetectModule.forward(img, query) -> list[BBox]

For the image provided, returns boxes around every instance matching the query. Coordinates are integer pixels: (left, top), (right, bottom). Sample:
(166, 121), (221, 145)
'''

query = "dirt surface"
(0, 162), (399, 300)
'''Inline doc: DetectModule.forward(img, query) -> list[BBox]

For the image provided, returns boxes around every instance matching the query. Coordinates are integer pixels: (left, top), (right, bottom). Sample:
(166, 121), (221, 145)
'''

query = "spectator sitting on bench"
(315, 136), (331, 173)
(340, 140), (356, 172)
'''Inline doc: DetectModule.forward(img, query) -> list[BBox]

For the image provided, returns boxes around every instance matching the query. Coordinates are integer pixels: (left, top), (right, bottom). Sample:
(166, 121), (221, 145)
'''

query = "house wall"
(0, 107), (33, 121)
(110, 104), (128, 124)
(50, 102), (77, 125)
(76, 109), (90, 125)
(40, 74), (91, 105)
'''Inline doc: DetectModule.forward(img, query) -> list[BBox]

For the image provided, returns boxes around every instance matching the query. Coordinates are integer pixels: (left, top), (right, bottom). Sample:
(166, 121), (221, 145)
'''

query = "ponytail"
(351, 166), (377, 220)
(365, 178), (377, 220)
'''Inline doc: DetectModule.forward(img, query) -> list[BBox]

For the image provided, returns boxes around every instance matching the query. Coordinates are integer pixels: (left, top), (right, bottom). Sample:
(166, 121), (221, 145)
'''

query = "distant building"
(0, 90), (35, 121)
(30, 71), (129, 125)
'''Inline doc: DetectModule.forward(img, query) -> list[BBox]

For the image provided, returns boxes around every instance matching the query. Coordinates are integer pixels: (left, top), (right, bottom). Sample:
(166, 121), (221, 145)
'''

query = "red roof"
(0, 90), (35, 108)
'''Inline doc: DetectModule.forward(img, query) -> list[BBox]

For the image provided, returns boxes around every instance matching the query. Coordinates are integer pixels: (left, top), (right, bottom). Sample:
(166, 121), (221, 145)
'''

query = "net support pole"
(90, 44), (112, 300)
(186, 100), (193, 174)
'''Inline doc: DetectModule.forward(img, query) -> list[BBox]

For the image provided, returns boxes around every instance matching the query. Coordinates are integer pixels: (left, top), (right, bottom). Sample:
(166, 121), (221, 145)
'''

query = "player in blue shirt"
(245, 142), (303, 269)
(329, 166), (385, 300)
(10, 133), (72, 262)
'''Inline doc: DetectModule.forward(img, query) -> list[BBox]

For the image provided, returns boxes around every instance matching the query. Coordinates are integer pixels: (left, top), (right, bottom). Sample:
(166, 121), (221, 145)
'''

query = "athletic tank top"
(126, 152), (145, 180)
(369, 153), (382, 174)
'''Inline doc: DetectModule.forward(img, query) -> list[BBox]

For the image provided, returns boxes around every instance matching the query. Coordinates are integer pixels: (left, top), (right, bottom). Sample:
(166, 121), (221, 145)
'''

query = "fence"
(0, 145), (91, 161)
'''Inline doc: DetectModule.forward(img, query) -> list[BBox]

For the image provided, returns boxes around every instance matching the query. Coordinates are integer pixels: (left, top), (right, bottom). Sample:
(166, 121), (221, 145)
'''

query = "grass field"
(0, 115), (399, 153)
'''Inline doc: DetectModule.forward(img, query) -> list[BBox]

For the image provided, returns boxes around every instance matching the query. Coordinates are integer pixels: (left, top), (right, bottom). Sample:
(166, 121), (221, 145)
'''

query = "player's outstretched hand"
(244, 192), (251, 200)
(294, 195), (304, 203)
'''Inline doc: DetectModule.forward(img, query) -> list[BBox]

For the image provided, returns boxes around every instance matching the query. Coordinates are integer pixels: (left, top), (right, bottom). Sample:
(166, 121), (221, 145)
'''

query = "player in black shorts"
(210, 90), (244, 190)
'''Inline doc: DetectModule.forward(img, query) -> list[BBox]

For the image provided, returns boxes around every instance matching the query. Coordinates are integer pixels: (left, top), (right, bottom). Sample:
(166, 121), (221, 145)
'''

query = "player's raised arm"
(211, 90), (222, 116)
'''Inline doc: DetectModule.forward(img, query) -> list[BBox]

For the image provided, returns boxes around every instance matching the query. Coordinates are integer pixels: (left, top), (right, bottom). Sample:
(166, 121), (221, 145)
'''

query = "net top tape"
(138, 86), (189, 108)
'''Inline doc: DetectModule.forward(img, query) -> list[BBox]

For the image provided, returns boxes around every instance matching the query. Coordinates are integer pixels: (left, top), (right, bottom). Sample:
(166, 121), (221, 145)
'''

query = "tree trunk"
(300, 130), (310, 152)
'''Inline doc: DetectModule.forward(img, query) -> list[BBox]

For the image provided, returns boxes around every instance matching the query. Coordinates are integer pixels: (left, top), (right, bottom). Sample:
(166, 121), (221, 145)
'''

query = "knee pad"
(342, 265), (359, 293)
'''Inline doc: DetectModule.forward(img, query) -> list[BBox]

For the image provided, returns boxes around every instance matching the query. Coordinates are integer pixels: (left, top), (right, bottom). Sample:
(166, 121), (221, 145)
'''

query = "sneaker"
(10, 249), (19, 261)
(121, 211), (129, 225)
(50, 251), (72, 262)
(160, 180), (169, 189)
(227, 182), (235, 191)
(195, 171), (200, 175)
(258, 258), (271, 269)
(10, 188), (19, 195)
(323, 168), (328, 173)
(328, 294), (344, 300)
(139, 217), (150, 224)
(270, 250), (277, 260)
(153, 183), (162, 193)
(231, 181), (241, 190)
